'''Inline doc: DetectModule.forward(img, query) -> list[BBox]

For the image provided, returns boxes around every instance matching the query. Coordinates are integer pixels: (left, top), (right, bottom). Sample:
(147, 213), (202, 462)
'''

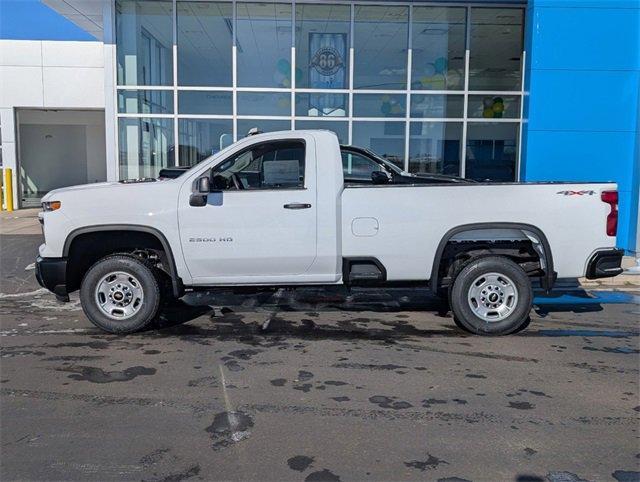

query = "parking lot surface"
(1, 223), (639, 482)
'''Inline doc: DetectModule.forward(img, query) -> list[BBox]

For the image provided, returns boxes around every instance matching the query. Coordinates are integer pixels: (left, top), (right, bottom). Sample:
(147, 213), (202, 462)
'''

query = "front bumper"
(585, 248), (624, 279)
(35, 256), (69, 301)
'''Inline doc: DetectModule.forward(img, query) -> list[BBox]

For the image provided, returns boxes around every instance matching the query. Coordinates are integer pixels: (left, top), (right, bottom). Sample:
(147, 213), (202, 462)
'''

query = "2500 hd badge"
(188, 237), (233, 243)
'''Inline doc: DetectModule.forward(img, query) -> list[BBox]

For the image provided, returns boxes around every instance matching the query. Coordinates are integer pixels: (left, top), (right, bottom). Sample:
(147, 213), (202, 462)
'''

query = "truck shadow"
(148, 286), (636, 342)
(154, 310), (464, 343)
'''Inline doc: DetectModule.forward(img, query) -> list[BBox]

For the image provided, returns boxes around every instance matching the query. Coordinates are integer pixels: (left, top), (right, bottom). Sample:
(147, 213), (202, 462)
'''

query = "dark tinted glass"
(408, 122), (462, 176)
(465, 122), (519, 181)
(213, 141), (305, 189)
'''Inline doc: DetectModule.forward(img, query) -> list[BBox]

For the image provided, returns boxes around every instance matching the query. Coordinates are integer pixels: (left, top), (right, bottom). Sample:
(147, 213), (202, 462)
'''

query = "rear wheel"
(449, 256), (532, 335)
(80, 255), (161, 334)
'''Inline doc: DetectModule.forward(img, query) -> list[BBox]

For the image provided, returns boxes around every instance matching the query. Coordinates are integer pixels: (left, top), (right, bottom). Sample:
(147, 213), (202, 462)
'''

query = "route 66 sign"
(311, 47), (343, 77)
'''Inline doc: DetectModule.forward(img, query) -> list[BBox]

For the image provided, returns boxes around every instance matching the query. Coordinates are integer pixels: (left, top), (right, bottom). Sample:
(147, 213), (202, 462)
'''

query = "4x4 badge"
(557, 190), (596, 196)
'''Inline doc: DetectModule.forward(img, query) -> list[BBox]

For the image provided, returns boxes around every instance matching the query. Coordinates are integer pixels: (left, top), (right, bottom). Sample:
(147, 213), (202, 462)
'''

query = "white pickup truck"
(36, 130), (623, 336)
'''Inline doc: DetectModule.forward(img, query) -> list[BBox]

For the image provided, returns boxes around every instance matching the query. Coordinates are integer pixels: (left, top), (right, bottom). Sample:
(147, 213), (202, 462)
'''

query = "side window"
(212, 141), (305, 190)
(341, 150), (384, 182)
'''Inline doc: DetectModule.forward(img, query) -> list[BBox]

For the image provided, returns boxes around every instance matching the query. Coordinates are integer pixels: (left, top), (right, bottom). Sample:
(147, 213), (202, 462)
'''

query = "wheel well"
(430, 223), (555, 294)
(436, 239), (544, 291)
(65, 230), (177, 294)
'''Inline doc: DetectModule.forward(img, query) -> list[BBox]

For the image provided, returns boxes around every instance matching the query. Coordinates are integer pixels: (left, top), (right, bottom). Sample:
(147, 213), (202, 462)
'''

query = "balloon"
(493, 97), (504, 104)
(423, 63), (436, 77)
(281, 77), (290, 88)
(428, 74), (446, 90)
(433, 57), (447, 74)
(492, 102), (505, 114)
(482, 107), (494, 118)
(277, 58), (291, 76)
(445, 69), (462, 89)
(420, 76), (431, 88)
(277, 97), (290, 109)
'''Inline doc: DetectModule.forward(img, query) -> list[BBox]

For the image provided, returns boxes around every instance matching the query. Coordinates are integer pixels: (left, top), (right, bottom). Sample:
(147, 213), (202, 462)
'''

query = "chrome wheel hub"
(467, 272), (518, 322)
(95, 271), (144, 320)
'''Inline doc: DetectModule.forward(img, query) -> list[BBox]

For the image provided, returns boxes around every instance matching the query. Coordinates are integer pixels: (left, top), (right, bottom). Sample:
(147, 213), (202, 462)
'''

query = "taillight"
(601, 190), (618, 237)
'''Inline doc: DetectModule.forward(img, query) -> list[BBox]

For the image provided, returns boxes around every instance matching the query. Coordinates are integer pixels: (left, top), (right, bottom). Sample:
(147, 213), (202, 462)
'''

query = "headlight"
(42, 201), (61, 212)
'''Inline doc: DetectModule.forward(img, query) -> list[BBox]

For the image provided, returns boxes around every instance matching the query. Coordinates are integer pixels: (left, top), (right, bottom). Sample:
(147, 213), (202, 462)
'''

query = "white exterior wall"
(0, 39), (106, 207)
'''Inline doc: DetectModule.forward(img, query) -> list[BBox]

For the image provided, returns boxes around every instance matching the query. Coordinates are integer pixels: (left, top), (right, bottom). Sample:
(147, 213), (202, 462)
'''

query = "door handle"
(283, 203), (312, 210)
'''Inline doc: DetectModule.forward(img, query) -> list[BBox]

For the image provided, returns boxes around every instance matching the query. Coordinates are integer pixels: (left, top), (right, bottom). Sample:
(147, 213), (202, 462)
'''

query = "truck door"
(177, 138), (318, 283)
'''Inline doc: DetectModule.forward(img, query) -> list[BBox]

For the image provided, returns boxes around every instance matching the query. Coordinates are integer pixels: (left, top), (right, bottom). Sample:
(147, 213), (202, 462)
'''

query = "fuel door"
(351, 217), (379, 237)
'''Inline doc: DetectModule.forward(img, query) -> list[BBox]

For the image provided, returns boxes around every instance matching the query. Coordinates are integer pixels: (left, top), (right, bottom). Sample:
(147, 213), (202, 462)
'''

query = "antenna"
(247, 127), (262, 137)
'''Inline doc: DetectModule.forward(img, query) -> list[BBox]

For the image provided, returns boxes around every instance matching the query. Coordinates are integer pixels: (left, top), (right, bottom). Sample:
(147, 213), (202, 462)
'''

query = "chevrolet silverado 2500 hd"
(36, 130), (624, 335)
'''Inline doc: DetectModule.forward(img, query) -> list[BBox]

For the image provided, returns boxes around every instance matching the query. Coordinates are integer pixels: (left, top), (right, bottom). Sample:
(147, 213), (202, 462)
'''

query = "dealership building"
(0, 0), (638, 253)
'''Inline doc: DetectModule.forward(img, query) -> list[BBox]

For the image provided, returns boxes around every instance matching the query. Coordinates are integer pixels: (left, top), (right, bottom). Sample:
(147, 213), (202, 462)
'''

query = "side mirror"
(197, 176), (210, 193)
(371, 170), (391, 185)
(189, 176), (210, 207)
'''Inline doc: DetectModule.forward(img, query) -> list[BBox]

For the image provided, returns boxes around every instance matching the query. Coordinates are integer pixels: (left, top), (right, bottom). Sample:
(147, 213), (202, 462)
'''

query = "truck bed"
(341, 182), (617, 281)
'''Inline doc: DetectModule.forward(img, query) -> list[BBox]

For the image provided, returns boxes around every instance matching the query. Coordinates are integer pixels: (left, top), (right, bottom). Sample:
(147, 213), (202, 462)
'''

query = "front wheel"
(80, 255), (161, 334)
(449, 256), (532, 336)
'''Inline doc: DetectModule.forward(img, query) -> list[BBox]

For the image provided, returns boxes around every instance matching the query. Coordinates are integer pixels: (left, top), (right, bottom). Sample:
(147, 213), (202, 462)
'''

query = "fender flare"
(429, 222), (556, 294)
(63, 224), (183, 298)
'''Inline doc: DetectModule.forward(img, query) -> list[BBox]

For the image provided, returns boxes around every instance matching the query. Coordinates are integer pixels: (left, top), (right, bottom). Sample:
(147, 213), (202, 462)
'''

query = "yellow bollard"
(3, 168), (14, 212)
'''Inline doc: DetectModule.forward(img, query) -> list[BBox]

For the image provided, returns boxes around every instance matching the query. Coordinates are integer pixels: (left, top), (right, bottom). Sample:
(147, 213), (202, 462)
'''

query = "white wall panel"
(0, 40), (42, 67)
(1, 108), (16, 144)
(42, 41), (103, 68)
(43, 67), (105, 108)
(0, 66), (44, 108)
(1, 141), (17, 170)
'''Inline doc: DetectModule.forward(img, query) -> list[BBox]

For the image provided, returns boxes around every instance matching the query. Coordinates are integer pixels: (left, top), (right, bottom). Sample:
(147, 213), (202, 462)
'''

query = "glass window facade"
(236, 2), (292, 88)
(116, 0), (173, 86)
(115, 1), (524, 180)
(469, 8), (524, 91)
(411, 7), (466, 91)
(177, 1), (233, 86)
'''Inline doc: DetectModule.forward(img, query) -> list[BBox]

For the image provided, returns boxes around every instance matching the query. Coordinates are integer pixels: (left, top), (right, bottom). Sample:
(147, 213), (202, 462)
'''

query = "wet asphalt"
(1, 233), (639, 482)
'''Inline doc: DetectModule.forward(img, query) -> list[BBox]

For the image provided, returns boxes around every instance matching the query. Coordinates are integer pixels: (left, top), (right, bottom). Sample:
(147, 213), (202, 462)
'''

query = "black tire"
(80, 254), (161, 334)
(449, 256), (532, 336)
